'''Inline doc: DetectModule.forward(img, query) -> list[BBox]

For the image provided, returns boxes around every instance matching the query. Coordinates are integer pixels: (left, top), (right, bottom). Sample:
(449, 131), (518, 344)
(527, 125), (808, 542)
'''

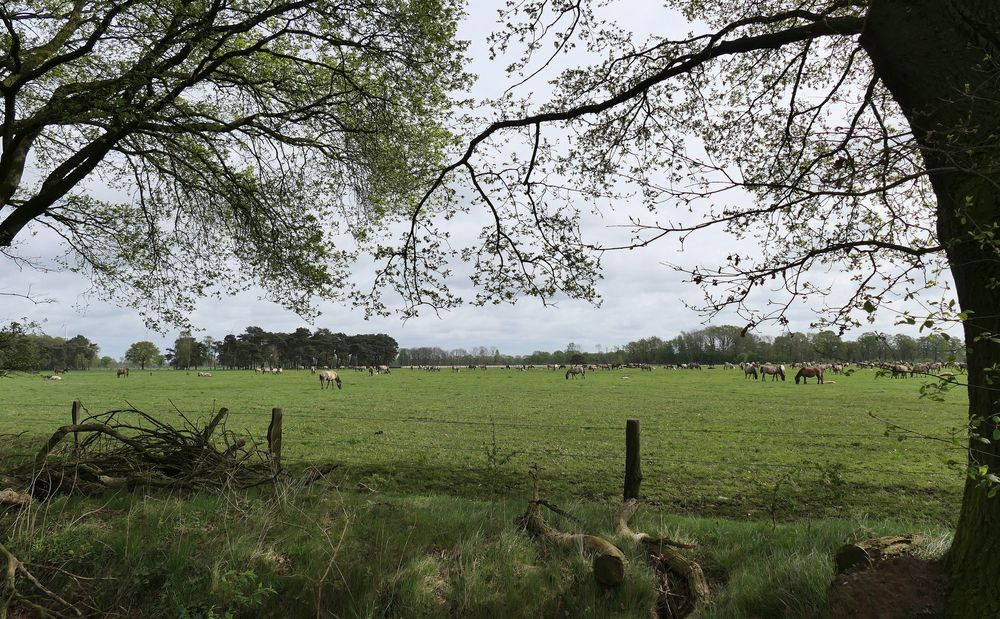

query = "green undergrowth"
(1, 485), (952, 618)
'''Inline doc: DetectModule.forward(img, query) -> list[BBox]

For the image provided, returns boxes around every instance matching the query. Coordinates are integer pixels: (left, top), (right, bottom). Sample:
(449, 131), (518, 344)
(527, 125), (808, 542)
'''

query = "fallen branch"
(1, 541), (82, 618)
(518, 485), (626, 587)
(0, 490), (31, 507)
(13, 408), (275, 498)
(614, 499), (710, 618)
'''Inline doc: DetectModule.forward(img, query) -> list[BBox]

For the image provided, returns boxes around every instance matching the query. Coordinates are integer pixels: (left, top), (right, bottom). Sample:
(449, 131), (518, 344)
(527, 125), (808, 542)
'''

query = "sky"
(0, 2), (954, 360)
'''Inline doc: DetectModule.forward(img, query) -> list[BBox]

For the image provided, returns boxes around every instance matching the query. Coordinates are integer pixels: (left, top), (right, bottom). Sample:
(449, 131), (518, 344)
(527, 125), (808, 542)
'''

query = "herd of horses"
(48, 360), (966, 390)
(741, 362), (826, 384)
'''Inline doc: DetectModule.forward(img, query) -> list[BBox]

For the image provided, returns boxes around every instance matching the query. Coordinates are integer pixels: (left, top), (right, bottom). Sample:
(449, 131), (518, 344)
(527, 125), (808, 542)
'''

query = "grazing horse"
(794, 367), (824, 384)
(117, 367), (129, 378)
(743, 364), (758, 380)
(377, 365), (390, 374)
(319, 370), (343, 390)
(565, 366), (586, 379)
(759, 364), (785, 381)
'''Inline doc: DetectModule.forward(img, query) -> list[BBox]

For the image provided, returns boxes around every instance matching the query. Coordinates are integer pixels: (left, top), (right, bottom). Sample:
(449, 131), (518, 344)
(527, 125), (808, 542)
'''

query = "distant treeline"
(0, 323), (398, 371)
(173, 327), (398, 370)
(0, 321), (965, 373)
(398, 326), (965, 367)
(0, 324), (101, 371)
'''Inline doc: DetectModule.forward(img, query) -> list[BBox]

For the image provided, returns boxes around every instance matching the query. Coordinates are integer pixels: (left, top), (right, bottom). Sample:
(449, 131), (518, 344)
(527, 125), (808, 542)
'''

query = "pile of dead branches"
(10, 407), (276, 498)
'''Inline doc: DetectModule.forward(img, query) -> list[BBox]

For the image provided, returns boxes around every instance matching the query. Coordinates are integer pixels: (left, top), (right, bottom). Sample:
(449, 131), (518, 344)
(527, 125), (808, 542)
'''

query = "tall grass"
(0, 484), (952, 618)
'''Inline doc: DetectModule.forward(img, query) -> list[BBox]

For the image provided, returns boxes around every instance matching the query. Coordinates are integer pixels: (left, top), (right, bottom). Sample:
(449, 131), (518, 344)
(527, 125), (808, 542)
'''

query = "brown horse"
(794, 366), (824, 384)
(760, 364), (785, 381)
(565, 366), (586, 379)
(319, 370), (343, 390)
(116, 367), (129, 378)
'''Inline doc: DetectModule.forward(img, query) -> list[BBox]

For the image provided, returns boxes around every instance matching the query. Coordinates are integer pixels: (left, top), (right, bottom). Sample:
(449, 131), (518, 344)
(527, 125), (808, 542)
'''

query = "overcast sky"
(0, 3), (953, 360)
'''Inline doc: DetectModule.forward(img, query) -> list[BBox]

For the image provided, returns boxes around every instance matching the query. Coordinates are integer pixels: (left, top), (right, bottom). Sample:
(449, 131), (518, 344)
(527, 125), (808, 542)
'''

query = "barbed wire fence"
(3, 398), (963, 520)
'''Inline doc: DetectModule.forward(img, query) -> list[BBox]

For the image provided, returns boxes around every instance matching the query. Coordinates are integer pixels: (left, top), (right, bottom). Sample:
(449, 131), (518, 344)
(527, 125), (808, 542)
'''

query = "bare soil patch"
(827, 556), (945, 618)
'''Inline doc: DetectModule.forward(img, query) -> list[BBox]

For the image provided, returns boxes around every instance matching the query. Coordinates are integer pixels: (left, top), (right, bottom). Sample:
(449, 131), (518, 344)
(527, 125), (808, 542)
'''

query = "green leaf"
(863, 300), (876, 313)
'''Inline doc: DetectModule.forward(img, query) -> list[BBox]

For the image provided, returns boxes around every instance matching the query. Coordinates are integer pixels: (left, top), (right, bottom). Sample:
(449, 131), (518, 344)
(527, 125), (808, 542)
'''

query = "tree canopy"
(378, 1), (998, 614)
(0, 0), (468, 326)
(3, 0), (999, 613)
(124, 340), (160, 369)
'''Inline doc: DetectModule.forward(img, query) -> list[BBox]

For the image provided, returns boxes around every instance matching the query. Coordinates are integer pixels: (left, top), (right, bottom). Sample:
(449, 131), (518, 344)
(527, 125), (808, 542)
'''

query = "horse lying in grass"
(319, 370), (343, 390)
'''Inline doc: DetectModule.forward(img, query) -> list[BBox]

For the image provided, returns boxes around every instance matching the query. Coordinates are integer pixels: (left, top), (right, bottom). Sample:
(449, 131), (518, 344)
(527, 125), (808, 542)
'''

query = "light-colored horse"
(565, 366), (586, 379)
(319, 370), (343, 390)
(743, 364), (758, 380)
(117, 367), (129, 378)
(760, 364), (785, 381)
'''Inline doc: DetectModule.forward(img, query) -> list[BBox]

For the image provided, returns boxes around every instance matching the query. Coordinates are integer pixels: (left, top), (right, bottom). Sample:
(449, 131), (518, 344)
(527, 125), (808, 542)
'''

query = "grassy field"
(2, 365), (968, 523)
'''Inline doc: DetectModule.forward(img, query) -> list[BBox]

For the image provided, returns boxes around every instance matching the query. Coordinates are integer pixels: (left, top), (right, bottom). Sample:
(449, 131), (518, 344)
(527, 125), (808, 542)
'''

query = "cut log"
(835, 535), (922, 573)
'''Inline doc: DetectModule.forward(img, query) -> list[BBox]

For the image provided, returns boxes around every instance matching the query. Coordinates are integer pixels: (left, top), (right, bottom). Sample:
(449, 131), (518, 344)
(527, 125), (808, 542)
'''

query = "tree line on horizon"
(399, 325), (966, 367)
(174, 327), (399, 370)
(0, 324), (399, 372)
(0, 322), (966, 373)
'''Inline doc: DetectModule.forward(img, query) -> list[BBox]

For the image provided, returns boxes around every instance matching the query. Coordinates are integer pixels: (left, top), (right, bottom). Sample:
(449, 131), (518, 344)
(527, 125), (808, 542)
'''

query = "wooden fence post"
(624, 418), (642, 501)
(71, 400), (81, 452)
(268, 407), (283, 470)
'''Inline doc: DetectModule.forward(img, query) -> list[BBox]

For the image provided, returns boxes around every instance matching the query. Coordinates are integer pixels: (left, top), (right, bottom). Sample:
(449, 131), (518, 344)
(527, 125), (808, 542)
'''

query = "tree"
(125, 341), (160, 370)
(0, 0), (468, 326)
(369, 2), (996, 612)
(892, 334), (918, 362)
(170, 330), (195, 370)
(64, 334), (98, 369)
(0, 322), (38, 373)
(811, 330), (843, 361)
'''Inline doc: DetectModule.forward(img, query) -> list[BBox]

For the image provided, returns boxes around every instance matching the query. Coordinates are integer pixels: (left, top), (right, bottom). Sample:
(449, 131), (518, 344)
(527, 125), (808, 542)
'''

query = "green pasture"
(1, 366), (968, 522)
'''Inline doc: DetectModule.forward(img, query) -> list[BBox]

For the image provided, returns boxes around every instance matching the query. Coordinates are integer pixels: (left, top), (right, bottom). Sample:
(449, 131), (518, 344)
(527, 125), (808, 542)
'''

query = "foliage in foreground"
(0, 484), (952, 619)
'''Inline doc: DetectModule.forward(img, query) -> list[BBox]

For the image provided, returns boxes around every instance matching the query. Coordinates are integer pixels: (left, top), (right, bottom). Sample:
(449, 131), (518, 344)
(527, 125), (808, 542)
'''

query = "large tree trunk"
(862, 2), (1000, 616)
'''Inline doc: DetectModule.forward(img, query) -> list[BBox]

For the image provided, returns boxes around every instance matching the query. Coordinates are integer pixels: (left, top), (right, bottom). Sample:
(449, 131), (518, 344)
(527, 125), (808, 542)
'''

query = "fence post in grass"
(268, 407), (283, 471)
(624, 418), (642, 501)
(71, 400), (82, 453)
